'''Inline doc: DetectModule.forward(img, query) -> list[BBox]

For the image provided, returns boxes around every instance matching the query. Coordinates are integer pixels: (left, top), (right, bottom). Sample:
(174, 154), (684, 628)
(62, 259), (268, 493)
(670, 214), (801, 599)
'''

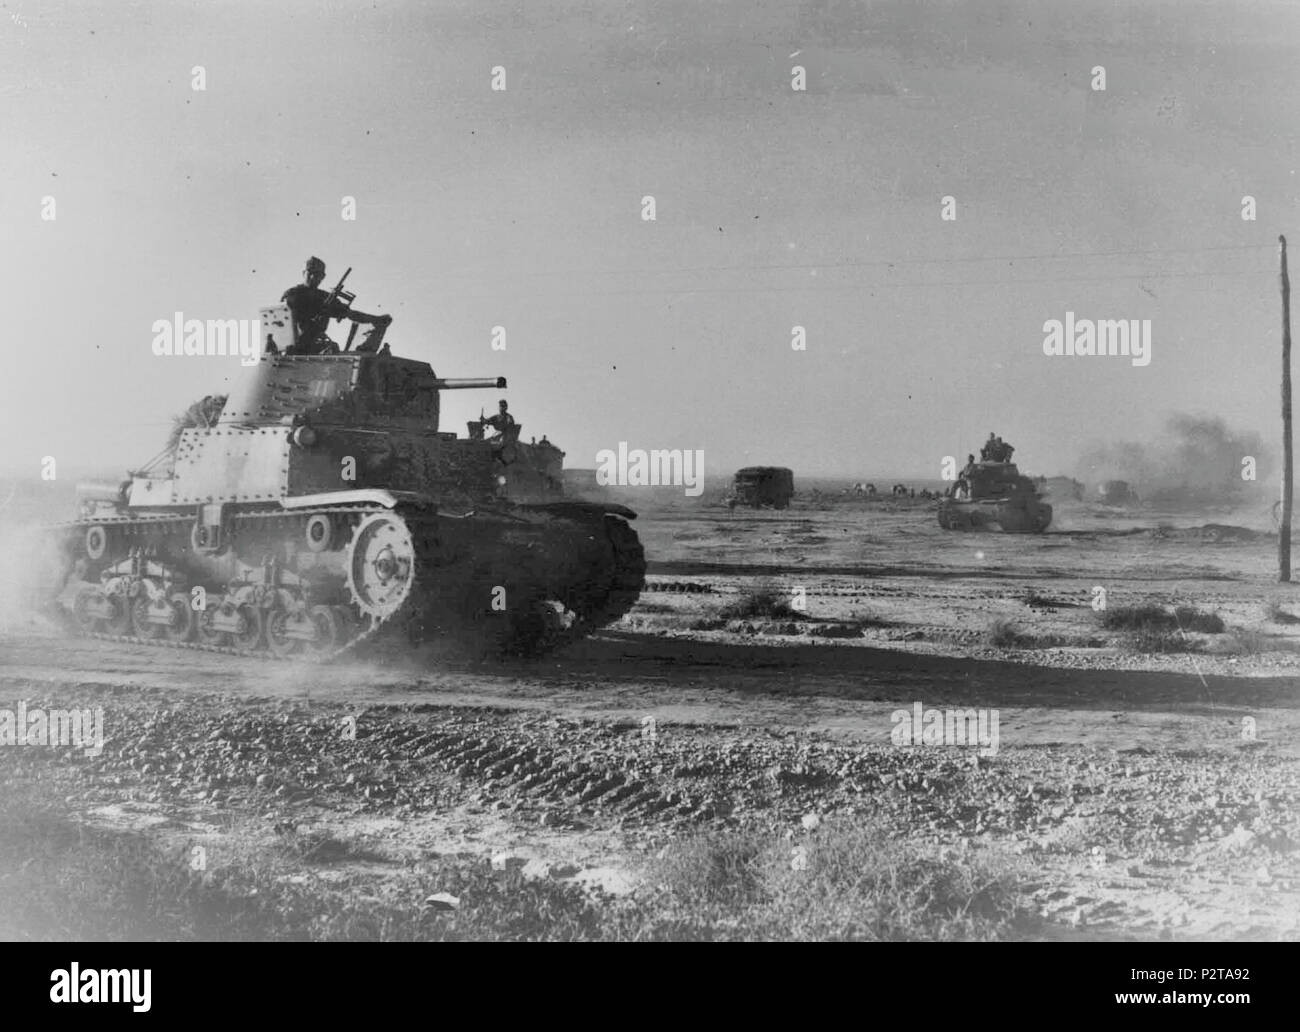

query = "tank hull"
(937, 497), (1052, 533)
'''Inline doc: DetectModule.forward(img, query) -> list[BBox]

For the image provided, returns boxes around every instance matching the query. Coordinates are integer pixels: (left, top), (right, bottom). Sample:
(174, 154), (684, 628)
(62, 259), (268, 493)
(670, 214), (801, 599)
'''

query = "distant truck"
(728, 466), (794, 510)
(1098, 480), (1138, 506)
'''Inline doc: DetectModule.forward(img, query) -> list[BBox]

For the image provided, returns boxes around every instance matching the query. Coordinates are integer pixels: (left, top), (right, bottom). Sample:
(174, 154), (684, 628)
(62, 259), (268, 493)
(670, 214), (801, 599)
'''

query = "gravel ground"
(2, 679), (1297, 939)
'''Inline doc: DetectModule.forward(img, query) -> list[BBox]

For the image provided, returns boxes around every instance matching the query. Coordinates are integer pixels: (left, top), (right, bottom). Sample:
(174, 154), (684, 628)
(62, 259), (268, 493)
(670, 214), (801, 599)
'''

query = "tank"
(727, 467), (794, 509)
(43, 300), (644, 661)
(937, 455), (1052, 533)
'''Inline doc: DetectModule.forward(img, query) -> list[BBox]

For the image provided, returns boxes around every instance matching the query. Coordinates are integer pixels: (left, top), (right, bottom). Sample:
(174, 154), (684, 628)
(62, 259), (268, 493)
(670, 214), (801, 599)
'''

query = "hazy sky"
(2, 0), (1298, 481)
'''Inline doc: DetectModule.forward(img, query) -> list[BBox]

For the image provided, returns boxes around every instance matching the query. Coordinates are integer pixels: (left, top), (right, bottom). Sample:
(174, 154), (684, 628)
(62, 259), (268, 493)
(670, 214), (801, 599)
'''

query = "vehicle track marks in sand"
(2, 630), (1298, 755)
(3, 683), (1297, 939)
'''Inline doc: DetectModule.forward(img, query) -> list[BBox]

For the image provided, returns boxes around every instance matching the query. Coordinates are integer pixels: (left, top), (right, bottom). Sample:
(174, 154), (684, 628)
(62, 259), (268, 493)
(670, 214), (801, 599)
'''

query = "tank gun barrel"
(432, 377), (507, 390)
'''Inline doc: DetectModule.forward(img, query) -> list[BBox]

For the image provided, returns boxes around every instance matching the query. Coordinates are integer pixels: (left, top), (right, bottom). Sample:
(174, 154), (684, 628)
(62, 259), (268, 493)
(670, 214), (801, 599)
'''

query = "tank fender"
(279, 489), (431, 510)
(520, 500), (638, 521)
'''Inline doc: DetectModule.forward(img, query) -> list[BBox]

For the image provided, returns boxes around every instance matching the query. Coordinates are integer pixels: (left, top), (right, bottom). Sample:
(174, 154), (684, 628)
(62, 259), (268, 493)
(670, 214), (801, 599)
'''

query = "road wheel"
(101, 592), (132, 636)
(306, 604), (345, 657)
(265, 608), (304, 657)
(164, 593), (196, 642)
(230, 604), (264, 654)
(130, 595), (166, 639)
(197, 603), (231, 647)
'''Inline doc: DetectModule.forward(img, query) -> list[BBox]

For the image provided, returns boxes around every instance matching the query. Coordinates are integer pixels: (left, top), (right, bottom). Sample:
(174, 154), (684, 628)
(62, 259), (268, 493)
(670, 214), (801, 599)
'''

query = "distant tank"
(727, 466), (794, 509)
(938, 451), (1052, 533)
(44, 291), (644, 660)
(1097, 479), (1138, 506)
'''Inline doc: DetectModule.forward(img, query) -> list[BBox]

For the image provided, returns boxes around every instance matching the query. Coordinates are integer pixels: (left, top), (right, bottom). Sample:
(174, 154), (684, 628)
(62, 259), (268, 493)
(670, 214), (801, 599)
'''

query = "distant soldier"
(980, 432), (997, 461)
(282, 256), (390, 355)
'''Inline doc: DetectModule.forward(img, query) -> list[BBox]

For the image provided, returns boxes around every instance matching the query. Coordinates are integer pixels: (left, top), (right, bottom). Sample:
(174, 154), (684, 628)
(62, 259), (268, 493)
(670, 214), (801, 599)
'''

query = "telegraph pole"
(1281, 235), (1293, 581)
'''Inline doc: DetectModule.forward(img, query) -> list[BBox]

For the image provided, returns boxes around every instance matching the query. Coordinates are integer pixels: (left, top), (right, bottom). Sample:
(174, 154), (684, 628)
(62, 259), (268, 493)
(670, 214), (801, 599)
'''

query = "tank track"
(369, 509), (646, 662)
(589, 514), (646, 625)
(52, 503), (645, 663)
(56, 506), (398, 664)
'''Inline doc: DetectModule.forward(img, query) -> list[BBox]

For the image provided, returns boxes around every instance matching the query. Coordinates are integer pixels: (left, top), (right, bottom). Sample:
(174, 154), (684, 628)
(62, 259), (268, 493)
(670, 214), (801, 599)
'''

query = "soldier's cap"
(305, 256), (326, 273)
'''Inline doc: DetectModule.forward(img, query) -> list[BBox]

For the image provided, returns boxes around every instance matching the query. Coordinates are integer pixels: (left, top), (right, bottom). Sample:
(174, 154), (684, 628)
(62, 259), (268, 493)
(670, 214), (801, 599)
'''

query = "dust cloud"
(1074, 414), (1267, 508)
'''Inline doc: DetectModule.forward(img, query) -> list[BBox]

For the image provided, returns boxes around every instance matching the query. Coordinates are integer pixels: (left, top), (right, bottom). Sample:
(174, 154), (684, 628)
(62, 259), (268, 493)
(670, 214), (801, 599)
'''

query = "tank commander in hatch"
(479, 399), (516, 439)
(282, 256), (391, 355)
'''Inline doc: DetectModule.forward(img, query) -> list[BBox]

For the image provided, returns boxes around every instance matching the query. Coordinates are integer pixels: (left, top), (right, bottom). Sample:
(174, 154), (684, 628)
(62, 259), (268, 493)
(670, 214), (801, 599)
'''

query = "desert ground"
(1, 487), (1298, 940)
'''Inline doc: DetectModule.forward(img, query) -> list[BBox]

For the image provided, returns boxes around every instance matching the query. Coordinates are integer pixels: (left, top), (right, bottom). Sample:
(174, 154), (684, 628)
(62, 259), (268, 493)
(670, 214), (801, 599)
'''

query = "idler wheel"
(345, 513), (417, 620)
(304, 514), (334, 553)
(85, 525), (108, 560)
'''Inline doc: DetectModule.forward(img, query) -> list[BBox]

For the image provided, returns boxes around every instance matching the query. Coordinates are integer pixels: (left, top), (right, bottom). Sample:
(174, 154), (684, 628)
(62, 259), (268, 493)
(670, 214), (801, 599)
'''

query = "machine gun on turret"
(325, 266), (355, 314)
